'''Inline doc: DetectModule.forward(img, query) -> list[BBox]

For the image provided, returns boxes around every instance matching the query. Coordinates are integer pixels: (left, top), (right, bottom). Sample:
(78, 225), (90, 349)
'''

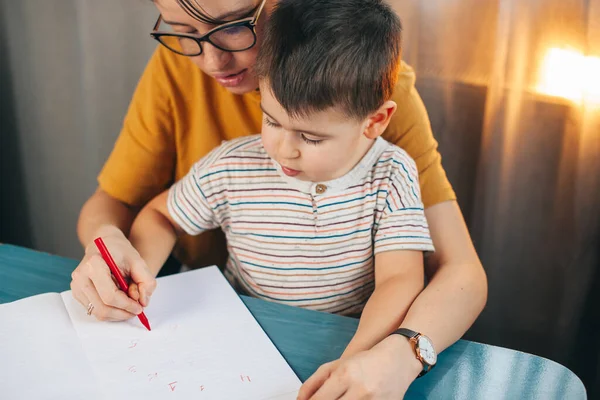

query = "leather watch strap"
(393, 328), (419, 339)
(391, 328), (431, 378)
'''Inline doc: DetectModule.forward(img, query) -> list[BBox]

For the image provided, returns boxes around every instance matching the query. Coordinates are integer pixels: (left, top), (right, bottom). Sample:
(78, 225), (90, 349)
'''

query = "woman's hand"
(297, 335), (422, 400)
(70, 225), (157, 321)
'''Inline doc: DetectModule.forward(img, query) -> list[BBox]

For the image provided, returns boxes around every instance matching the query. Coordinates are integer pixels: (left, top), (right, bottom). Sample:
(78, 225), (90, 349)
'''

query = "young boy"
(128, 0), (433, 346)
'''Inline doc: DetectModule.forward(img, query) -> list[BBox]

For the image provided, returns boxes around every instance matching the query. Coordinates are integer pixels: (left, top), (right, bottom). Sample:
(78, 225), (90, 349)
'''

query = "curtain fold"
(1, 0), (599, 395)
(391, 0), (600, 394)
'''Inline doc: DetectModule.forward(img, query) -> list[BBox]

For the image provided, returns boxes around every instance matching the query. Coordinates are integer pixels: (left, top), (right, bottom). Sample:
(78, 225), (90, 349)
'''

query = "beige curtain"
(390, 0), (600, 395)
(1, 0), (599, 395)
(0, 1), (157, 255)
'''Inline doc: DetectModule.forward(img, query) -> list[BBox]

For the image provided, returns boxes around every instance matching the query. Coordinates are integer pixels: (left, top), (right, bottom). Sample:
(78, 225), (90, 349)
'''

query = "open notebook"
(0, 266), (301, 399)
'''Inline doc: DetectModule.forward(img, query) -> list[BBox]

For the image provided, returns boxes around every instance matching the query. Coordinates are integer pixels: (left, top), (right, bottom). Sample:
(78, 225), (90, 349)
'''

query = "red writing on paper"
(129, 340), (139, 349)
(168, 381), (178, 392)
(200, 385), (205, 391)
(128, 366), (137, 373)
(240, 375), (251, 382)
(148, 372), (158, 382)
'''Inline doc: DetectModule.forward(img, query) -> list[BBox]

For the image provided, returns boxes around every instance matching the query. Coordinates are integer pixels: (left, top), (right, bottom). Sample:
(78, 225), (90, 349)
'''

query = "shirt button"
(315, 184), (327, 194)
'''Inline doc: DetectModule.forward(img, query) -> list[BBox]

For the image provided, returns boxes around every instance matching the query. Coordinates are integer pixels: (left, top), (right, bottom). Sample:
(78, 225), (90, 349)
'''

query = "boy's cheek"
(260, 131), (277, 158)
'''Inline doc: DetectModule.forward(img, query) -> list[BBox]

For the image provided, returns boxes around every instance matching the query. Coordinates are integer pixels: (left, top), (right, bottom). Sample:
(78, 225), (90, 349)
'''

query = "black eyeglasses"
(150, 0), (266, 57)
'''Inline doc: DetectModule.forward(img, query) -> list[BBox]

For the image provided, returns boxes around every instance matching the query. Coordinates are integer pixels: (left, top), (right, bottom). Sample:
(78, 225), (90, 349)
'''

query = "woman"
(71, 0), (488, 398)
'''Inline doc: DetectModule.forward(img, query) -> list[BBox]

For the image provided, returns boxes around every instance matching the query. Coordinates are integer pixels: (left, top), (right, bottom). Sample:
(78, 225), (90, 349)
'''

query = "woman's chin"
(224, 84), (257, 95)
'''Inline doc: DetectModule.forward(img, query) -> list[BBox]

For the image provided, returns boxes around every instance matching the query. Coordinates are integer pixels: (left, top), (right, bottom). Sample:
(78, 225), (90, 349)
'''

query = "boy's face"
(260, 82), (374, 183)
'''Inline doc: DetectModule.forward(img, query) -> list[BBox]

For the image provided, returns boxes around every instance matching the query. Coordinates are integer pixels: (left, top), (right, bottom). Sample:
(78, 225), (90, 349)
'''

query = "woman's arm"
(77, 188), (140, 247)
(77, 46), (179, 249)
(70, 191), (182, 322)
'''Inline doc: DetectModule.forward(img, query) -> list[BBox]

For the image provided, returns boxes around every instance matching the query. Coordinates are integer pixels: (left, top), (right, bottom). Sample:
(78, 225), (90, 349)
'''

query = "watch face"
(417, 336), (437, 365)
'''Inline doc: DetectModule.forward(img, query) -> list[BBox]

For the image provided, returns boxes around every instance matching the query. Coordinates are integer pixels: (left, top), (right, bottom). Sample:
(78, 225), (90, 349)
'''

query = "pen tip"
(138, 313), (151, 331)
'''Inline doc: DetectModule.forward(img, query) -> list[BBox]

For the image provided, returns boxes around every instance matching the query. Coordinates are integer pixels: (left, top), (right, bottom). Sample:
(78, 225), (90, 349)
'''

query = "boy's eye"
(264, 118), (280, 128)
(264, 118), (322, 145)
(301, 134), (322, 145)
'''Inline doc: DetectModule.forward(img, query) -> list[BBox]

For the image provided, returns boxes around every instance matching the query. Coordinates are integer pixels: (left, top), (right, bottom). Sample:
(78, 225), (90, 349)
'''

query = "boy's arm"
(129, 190), (184, 278)
(402, 200), (487, 351)
(341, 250), (425, 358)
(297, 249), (426, 400)
(298, 202), (486, 400)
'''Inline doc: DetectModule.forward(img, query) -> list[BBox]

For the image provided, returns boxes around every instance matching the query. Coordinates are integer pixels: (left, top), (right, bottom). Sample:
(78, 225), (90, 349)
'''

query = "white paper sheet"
(1, 267), (301, 399)
(0, 293), (100, 399)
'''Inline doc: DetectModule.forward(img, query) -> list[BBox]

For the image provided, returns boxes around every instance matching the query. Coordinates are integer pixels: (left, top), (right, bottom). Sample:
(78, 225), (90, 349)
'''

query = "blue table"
(0, 244), (587, 399)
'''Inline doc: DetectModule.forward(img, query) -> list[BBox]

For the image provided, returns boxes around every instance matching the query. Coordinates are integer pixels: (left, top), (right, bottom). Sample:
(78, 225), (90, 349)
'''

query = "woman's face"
(154, 0), (270, 94)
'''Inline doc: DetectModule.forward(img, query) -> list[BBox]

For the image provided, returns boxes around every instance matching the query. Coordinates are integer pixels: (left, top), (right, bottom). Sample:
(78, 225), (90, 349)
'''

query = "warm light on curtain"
(390, 0), (600, 395)
(537, 48), (600, 105)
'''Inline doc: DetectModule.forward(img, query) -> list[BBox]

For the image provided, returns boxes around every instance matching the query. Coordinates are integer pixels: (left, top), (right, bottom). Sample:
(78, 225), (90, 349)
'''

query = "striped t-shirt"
(168, 135), (434, 315)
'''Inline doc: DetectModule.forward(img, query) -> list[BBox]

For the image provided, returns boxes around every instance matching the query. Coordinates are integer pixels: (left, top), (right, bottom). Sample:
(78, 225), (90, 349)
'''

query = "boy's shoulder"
(214, 135), (266, 158)
(191, 134), (270, 178)
(372, 138), (419, 176)
(368, 139), (423, 208)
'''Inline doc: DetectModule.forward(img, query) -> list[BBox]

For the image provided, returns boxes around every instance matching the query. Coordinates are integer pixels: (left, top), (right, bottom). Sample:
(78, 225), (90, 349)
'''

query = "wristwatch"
(391, 328), (437, 377)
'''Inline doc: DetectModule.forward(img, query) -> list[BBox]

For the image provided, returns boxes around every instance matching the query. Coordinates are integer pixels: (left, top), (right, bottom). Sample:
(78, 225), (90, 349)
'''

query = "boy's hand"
(297, 335), (421, 400)
(70, 225), (157, 321)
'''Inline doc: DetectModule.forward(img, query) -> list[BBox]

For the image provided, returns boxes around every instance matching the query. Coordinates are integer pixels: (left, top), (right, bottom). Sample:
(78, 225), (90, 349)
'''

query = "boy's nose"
(278, 135), (300, 160)
(283, 148), (300, 159)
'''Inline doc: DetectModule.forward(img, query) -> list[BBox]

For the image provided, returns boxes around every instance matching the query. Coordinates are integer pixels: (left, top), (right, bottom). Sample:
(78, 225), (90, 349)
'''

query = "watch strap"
(392, 328), (419, 339)
(391, 328), (434, 378)
(418, 365), (433, 378)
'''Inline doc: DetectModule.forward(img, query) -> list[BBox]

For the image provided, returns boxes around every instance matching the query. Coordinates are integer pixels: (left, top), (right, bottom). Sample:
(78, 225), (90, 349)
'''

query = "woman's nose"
(198, 43), (233, 71)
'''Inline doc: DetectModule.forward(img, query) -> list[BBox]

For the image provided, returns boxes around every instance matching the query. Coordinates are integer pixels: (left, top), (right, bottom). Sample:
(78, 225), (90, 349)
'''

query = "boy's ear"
(363, 101), (397, 140)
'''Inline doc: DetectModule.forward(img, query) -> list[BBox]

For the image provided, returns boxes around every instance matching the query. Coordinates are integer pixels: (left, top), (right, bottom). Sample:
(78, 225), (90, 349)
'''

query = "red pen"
(94, 237), (152, 331)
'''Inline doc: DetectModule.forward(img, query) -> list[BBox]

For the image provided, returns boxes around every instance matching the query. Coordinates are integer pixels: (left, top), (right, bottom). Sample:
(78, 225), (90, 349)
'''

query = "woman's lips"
(213, 69), (248, 87)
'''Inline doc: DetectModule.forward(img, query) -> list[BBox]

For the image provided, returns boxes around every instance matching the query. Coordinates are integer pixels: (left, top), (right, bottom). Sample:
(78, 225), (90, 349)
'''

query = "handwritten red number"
(148, 373), (158, 382)
(240, 375), (251, 382)
(168, 381), (178, 392)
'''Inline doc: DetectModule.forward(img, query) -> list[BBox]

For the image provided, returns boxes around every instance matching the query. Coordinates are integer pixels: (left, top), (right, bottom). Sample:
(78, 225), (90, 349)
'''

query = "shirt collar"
(271, 137), (389, 196)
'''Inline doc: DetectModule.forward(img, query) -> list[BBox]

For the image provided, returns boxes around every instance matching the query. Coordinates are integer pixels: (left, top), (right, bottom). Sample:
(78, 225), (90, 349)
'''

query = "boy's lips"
(281, 166), (301, 177)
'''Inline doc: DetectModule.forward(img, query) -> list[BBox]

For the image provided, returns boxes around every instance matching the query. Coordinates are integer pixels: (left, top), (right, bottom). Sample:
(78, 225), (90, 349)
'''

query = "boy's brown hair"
(255, 0), (402, 120)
